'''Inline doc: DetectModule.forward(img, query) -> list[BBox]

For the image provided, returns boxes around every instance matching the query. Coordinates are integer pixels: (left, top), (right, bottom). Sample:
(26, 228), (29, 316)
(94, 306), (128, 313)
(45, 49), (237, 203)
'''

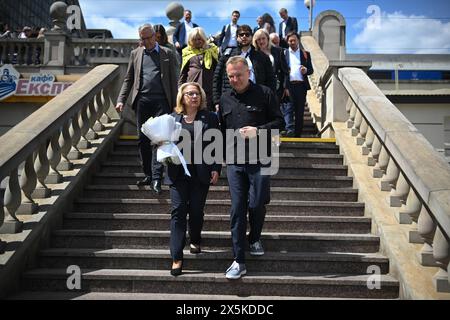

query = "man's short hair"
(286, 31), (299, 41)
(236, 25), (252, 36)
(226, 56), (249, 69)
(232, 10), (240, 16)
(185, 10), (192, 14)
(279, 8), (288, 14)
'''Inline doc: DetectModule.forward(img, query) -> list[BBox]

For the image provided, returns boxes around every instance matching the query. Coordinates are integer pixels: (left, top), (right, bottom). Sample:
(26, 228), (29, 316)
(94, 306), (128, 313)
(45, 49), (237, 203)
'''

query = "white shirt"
(281, 21), (287, 38)
(240, 48), (255, 83)
(288, 47), (304, 81)
(228, 23), (238, 47)
(184, 21), (194, 44)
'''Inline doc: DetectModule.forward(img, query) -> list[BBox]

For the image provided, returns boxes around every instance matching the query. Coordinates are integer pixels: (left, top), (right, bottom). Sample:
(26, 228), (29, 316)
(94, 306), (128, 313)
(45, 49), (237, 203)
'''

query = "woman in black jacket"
(166, 82), (221, 276)
(252, 28), (288, 103)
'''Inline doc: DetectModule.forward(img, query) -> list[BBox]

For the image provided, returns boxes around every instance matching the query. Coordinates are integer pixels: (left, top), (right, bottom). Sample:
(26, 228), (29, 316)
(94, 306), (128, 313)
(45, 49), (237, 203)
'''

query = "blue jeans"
(227, 164), (270, 264)
(280, 102), (294, 134)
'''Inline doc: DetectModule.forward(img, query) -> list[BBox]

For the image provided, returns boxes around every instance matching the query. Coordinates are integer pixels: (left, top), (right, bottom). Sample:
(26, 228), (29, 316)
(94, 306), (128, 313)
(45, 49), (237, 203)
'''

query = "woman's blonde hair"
(187, 27), (208, 49)
(174, 82), (207, 114)
(252, 29), (271, 50)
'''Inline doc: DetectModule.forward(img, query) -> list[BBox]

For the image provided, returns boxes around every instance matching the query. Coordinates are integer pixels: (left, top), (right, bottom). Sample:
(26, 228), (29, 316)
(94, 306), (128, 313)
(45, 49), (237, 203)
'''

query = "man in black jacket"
(283, 31), (314, 137)
(213, 25), (276, 112)
(219, 56), (284, 279)
(278, 8), (298, 48)
(173, 10), (199, 56)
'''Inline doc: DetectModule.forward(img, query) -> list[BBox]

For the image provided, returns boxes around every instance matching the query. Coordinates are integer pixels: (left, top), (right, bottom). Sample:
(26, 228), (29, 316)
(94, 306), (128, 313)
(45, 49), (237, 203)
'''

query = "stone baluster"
(373, 145), (389, 178)
(16, 43), (24, 65)
(100, 88), (112, 124)
(0, 199), (4, 252)
(0, 169), (23, 234)
(368, 135), (382, 168)
(57, 120), (73, 171)
(389, 171), (409, 207)
(356, 117), (368, 146)
(25, 43), (31, 65)
(397, 186), (421, 225)
(351, 110), (362, 137)
(32, 143), (51, 198)
(86, 100), (99, 141)
(0, 43), (7, 63)
(46, 132), (63, 184)
(379, 157), (400, 191)
(68, 112), (82, 160)
(78, 103), (92, 149)
(432, 226), (450, 292)
(362, 126), (375, 155)
(347, 103), (357, 129)
(417, 206), (437, 266)
(93, 92), (105, 132)
(17, 154), (38, 214)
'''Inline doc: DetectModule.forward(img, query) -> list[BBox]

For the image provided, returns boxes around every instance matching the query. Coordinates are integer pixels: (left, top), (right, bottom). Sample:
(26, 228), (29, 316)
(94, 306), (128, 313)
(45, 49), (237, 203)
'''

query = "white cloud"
(79, 0), (294, 37)
(84, 15), (145, 39)
(352, 12), (450, 54)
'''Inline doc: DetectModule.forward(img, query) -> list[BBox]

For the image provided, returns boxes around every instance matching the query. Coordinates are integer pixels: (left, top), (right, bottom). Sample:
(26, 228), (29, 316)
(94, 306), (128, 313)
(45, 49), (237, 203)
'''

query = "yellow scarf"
(181, 43), (219, 72)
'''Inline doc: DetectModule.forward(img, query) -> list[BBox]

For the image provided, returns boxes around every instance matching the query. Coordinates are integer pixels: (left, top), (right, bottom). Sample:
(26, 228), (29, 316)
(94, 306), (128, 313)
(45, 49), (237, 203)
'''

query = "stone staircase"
(11, 137), (400, 299)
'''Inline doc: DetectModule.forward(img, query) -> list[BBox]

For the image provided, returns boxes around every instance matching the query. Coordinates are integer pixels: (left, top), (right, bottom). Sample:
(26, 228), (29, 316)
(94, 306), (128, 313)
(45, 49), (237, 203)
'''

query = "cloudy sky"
(78, 0), (450, 54)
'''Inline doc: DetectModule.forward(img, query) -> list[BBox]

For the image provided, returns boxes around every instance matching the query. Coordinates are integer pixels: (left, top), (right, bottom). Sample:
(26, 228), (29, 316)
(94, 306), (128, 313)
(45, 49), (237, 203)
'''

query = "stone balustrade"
(338, 67), (450, 293)
(0, 38), (137, 67)
(0, 64), (120, 243)
(0, 39), (45, 66)
(70, 39), (138, 66)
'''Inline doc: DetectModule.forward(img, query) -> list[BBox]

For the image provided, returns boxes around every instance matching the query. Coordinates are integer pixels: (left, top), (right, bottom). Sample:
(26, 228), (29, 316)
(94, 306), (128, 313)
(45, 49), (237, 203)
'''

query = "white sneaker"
(225, 261), (247, 279)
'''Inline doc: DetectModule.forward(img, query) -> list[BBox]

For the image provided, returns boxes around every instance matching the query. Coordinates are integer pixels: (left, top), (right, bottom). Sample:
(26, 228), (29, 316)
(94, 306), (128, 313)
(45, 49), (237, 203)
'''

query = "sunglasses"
(238, 32), (251, 37)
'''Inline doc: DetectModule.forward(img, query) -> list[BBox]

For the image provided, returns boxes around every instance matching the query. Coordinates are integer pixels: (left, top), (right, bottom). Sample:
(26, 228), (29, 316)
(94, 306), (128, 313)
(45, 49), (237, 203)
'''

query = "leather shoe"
(190, 243), (201, 254)
(151, 179), (162, 194)
(170, 260), (183, 276)
(136, 176), (152, 186)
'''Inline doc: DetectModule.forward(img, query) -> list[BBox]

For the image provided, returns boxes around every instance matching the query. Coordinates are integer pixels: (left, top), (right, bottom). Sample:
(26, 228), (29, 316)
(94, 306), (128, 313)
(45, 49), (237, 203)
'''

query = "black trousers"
(136, 96), (169, 180)
(227, 164), (270, 264)
(169, 177), (210, 261)
(290, 82), (308, 137)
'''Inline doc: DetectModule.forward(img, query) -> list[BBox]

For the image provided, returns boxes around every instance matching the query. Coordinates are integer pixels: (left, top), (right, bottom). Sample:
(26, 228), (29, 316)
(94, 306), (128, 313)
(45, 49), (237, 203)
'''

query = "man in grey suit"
(115, 23), (178, 194)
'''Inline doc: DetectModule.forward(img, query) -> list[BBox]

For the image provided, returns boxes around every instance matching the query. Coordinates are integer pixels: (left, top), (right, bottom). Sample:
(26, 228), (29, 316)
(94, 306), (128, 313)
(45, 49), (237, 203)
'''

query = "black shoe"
(170, 261), (183, 276)
(190, 243), (201, 254)
(151, 179), (162, 194)
(286, 131), (295, 137)
(137, 176), (152, 186)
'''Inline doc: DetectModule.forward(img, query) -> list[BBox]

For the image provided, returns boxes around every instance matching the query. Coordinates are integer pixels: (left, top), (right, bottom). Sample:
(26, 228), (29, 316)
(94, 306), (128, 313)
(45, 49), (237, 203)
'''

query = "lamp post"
(304, 0), (316, 31)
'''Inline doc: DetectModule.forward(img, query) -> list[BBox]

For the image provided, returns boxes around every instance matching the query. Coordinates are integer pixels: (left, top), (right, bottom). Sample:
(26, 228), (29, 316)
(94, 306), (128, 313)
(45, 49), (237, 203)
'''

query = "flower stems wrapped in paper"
(141, 114), (191, 176)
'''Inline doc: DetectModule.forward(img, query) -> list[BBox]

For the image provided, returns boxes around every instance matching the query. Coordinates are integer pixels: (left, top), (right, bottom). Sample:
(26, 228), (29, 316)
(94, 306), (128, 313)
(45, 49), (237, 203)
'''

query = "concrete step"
(74, 198), (366, 215)
(107, 152), (344, 166)
(38, 248), (389, 274)
(91, 173), (355, 188)
(51, 230), (380, 253)
(82, 185), (359, 202)
(99, 161), (349, 176)
(22, 268), (399, 299)
(11, 291), (388, 300)
(113, 140), (336, 153)
(63, 213), (371, 234)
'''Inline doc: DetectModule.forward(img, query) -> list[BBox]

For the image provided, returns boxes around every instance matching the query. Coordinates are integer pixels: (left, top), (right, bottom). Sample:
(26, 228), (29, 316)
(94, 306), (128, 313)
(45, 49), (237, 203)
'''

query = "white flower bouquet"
(141, 114), (191, 176)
